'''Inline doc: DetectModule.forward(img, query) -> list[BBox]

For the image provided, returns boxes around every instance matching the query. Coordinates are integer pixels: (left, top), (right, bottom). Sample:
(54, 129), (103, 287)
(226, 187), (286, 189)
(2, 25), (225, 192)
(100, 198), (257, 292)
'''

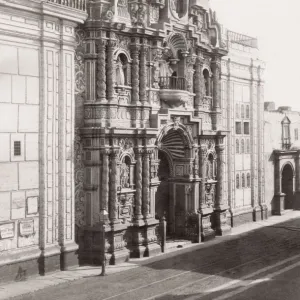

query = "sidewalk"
(1, 210), (300, 300)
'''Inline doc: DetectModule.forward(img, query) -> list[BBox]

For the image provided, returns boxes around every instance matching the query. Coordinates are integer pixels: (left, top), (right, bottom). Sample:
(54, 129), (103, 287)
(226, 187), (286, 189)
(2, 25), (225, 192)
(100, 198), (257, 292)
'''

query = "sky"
(210, 0), (300, 111)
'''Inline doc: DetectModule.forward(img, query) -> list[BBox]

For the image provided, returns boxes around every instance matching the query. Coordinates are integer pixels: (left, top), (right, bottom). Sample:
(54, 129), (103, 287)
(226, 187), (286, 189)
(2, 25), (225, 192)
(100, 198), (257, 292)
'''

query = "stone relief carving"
(149, 5), (160, 24)
(130, 3), (147, 27)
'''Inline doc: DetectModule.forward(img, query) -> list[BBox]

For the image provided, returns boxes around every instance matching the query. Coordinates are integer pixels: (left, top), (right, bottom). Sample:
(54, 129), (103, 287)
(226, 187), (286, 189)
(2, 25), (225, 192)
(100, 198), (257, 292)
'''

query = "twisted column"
(100, 149), (110, 221)
(212, 59), (221, 109)
(131, 45), (140, 105)
(139, 45), (148, 104)
(107, 40), (116, 103)
(109, 150), (119, 224)
(134, 149), (143, 219)
(142, 149), (151, 218)
(215, 142), (225, 209)
(194, 55), (203, 114)
(199, 145), (207, 209)
(96, 40), (107, 102)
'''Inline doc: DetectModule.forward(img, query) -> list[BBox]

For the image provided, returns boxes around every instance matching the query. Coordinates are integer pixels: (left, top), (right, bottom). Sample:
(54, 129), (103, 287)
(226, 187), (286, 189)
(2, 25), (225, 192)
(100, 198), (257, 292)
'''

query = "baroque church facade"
(0, 0), (265, 281)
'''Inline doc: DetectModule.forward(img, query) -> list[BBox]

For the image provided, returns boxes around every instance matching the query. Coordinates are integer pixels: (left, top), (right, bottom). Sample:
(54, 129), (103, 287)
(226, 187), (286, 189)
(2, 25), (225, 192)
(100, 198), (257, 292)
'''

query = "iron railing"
(47, 0), (86, 11)
(159, 76), (188, 91)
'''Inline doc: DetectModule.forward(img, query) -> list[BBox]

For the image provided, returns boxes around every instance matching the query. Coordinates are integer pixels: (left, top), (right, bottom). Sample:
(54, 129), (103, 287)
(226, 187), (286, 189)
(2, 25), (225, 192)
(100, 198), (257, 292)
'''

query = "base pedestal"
(214, 209), (231, 236)
(272, 193), (285, 215)
(199, 209), (215, 242)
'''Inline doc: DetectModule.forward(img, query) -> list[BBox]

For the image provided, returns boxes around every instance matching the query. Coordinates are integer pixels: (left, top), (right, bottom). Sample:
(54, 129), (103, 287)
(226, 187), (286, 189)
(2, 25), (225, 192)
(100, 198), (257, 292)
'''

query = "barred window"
(241, 139), (245, 153)
(236, 174), (240, 189)
(247, 173), (251, 187)
(242, 173), (245, 188)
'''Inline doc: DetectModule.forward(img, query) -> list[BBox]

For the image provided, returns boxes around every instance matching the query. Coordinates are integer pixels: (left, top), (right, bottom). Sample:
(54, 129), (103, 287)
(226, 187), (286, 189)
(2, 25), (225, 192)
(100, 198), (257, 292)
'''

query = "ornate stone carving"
(119, 138), (134, 155)
(134, 149), (143, 219)
(74, 129), (85, 228)
(149, 5), (160, 24)
(131, 45), (140, 104)
(120, 162), (130, 189)
(97, 40), (107, 101)
(130, 3), (147, 27)
(75, 28), (86, 96)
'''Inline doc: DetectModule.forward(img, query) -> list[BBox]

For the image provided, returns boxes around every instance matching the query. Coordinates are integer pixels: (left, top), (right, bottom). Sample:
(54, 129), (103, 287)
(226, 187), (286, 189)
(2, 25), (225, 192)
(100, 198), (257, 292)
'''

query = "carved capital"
(100, 148), (111, 155)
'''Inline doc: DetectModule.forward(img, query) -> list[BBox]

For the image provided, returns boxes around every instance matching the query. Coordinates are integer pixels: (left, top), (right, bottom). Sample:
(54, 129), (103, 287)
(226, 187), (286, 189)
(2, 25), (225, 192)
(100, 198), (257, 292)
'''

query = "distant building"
(221, 30), (266, 226)
(264, 103), (300, 215)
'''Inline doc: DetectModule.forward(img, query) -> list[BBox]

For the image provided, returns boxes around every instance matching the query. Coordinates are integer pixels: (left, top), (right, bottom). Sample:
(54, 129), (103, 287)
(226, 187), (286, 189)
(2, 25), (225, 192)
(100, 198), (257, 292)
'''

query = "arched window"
(203, 69), (210, 96)
(241, 104), (245, 118)
(246, 105), (250, 118)
(236, 139), (239, 154)
(242, 173), (245, 188)
(246, 139), (250, 153)
(247, 173), (251, 187)
(236, 174), (240, 189)
(241, 139), (245, 154)
(236, 103), (239, 118)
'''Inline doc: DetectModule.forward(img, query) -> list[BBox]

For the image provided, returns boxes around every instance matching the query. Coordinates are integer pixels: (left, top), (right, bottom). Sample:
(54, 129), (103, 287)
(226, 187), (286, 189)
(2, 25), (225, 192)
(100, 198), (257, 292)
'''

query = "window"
(14, 141), (21, 156)
(282, 116), (291, 149)
(246, 105), (250, 119)
(236, 122), (242, 134)
(236, 103), (239, 118)
(246, 139), (250, 153)
(242, 173), (245, 188)
(244, 122), (250, 135)
(247, 173), (251, 187)
(236, 174), (240, 189)
(241, 139), (245, 153)
(236, 139), (239, 153)
(295, 129), (299, 141)
(241, 104), (245, 119)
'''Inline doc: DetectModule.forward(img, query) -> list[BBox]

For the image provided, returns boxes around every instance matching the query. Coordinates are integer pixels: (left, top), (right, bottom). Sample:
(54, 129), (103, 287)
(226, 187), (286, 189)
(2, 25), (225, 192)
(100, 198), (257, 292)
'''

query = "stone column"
(100, 149), (110, 222)
(96, 40), (107, 102)
(214, 139), (231, 236)
(194, 55), (203, 115)
(142, 150), (151, 218)
(273, 155), (284, 215)
(107, 40), (116, 103)
(134, 149), (143, 221)
(109, 150), (119, 224)
(211, 59), (221, 130)
(199, 144), (207, 210)
(139, 44), (148, 104)
(131, 45), (140, 105)
(295, 153), (300, 209)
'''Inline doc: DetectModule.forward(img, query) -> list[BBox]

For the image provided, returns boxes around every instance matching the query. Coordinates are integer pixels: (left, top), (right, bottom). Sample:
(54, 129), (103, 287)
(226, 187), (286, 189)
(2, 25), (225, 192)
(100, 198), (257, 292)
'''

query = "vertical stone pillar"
(134, 149), (143, 221)
(107, 40), (116, 103)
(100, 149), (110, 222)
(273, 155), (284, 215)
(199, 145), (207, 210)
(211, 59), (221, 130)
(295, 153), (300, 209)
(194, 54), (203, 115)
(131, 45), (140, 105)
(109, 150), (119, 224)
(214, 138), (231, 236)
(96, 40), (107, 103)
(142, 150), (151, 218)
(139, 44), (148, 104)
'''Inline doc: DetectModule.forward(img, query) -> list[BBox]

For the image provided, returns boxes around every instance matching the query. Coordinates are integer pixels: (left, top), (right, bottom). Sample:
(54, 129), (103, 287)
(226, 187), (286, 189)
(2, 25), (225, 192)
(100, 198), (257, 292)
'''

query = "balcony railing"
(159, 76), (188, 91)
(47, 0), (86, 11)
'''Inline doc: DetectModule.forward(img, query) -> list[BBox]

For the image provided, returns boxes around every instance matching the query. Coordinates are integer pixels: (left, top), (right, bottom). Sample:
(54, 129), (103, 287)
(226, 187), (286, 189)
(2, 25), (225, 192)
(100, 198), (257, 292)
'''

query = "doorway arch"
(281, 163), (294, 209)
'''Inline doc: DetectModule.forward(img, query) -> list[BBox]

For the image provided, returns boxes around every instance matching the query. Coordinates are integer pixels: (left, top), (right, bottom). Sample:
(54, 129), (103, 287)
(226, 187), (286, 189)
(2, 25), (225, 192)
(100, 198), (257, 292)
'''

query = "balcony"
(46, 0), (86, 11)
(159, 76), (190, 108)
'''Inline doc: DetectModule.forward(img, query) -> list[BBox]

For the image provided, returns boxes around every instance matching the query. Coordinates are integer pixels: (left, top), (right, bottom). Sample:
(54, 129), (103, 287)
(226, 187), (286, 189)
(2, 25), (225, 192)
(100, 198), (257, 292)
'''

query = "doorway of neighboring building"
(281, 164), (294, 209)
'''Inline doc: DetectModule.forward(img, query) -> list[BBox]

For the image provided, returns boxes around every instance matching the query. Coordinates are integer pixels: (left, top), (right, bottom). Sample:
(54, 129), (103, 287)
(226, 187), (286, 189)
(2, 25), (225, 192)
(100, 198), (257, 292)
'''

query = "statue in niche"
(159, 60), (173, 78)
(116, 57), (125, 86)
(205, 183), (214, 207)
(120, 162), (130, 188)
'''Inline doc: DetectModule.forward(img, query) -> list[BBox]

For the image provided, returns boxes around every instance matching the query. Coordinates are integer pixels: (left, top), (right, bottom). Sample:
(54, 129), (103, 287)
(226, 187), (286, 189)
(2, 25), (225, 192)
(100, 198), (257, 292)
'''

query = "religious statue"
(120, 162), (130, 188)
(205, 183), (214, 207)
(116, 57), (125, 86)
(159, 60), (173, 78)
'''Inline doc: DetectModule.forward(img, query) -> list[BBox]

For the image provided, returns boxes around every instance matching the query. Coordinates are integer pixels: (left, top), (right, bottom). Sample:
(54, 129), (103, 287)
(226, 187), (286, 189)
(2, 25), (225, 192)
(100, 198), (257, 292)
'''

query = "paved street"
(8, 215), (300, 300)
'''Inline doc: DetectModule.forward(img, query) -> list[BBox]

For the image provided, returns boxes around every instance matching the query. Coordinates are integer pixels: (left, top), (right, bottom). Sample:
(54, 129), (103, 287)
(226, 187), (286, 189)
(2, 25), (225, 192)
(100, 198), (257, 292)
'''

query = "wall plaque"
(19, 220), (34, 237)
(0, 223), (15, 239)
(26, 196), (39, 215)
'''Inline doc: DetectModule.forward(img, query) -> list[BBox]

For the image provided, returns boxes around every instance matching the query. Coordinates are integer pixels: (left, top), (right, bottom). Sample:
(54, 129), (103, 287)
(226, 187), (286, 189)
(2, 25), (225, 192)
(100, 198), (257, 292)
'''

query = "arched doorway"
(281, 164), (294, 209)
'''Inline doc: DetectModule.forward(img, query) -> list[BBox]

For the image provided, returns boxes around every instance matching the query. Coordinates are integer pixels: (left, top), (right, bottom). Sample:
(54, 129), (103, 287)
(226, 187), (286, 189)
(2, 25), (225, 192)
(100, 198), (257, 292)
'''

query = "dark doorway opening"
(281, 164), (294, 209)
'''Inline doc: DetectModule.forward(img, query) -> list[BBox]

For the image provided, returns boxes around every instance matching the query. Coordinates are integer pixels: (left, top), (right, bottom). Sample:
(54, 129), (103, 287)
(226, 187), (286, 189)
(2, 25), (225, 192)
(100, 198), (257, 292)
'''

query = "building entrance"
(282, 164), (294, 209)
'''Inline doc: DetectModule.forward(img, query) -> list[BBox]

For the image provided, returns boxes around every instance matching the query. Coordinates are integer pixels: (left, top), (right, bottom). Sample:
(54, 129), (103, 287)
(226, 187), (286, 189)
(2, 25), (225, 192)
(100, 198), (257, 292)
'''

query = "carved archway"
(281, 162), (294, 209)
